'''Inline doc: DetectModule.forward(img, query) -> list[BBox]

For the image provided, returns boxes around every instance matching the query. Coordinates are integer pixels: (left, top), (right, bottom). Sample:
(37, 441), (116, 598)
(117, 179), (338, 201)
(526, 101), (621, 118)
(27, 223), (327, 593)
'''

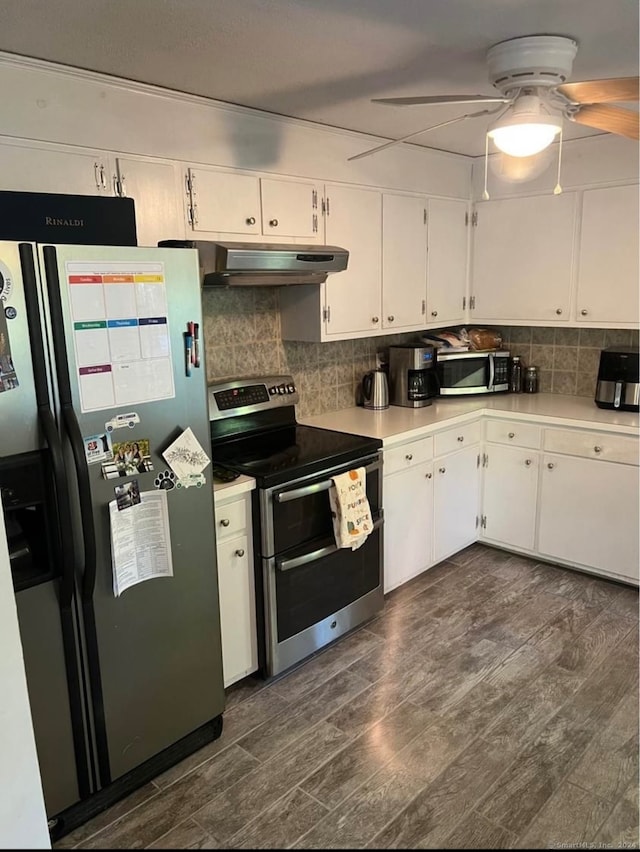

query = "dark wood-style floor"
(57, 545), (639, 849)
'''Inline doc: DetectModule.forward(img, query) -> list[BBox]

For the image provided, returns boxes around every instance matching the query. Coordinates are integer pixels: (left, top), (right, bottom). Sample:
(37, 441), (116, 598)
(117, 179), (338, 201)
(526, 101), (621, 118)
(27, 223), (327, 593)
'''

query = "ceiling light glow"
(487, 94), (563, 157)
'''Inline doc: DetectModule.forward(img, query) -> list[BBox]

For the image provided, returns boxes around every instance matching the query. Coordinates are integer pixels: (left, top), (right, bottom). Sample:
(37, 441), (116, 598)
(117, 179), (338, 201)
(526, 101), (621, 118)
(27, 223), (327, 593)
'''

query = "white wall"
(471, 134), (639, 200)
(0, 52), (471, 198)
(0, 503), (50, 849)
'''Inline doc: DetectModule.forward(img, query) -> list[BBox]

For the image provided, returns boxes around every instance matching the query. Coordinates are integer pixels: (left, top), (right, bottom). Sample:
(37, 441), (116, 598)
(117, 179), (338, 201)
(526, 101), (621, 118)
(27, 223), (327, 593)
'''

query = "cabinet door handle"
(235, 548), (245, 557)
(405, 453), (413, 461)
(425, 472), (432, 479)
(547, 462), (555, 470)
(388, 315), (395, 322)
(594, 445), (602, 453)
(94, 162), (102, 190)
(556, 308), (563, 315)
(508, 432), (515, 438)
(581, 309), (588, 316)
(439, 466), (446, 474)
(431, 310), (438, 317)
(246, 216), (256, 225)
(220, 518), (230, 527)
(269, 218), (279, 227)
(525, 458), (532, 466)
(372, 316), (379, 324)
(457, 435), (464, 442)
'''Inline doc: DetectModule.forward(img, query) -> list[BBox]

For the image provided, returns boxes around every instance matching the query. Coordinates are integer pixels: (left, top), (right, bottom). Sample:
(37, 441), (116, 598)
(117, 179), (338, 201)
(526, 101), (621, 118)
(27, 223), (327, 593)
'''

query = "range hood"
(158, 240), (348, 286)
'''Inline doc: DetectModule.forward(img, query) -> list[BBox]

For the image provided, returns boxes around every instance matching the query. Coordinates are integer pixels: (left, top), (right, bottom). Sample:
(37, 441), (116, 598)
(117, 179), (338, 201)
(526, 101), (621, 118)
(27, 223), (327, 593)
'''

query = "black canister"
(523, 365), (539, 393)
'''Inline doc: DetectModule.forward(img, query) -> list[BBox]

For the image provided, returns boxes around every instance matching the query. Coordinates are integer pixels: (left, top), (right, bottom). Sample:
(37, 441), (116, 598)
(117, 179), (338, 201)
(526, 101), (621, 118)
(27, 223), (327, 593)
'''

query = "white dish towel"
(329, 467), (374, 551)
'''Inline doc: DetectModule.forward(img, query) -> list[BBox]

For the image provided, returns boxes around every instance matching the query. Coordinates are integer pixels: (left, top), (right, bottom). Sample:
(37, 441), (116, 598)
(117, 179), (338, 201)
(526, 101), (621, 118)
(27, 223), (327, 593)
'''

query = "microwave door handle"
(487, 354), (495, 390)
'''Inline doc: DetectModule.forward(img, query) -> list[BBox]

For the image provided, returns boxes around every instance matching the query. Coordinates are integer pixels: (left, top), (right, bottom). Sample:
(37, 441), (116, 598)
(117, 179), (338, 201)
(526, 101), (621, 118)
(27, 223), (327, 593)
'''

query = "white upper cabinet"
(113, 156), (184, 246)
(381, 193), (427, 331)
(185, 167), (322, 240)
(576, 184), (639, 325)
(471, 192), (577, 322)
(426, 198), (469, 325)
(323, 183), (382, 336)
(260, 177), (321, 240)
(187, 167), (261, 235)
(0, 138), (111, 196)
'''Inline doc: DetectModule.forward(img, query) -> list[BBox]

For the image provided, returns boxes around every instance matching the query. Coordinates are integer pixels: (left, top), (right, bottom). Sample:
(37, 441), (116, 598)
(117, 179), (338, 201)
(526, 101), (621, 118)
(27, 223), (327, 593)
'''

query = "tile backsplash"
(202, 287), (638, 417)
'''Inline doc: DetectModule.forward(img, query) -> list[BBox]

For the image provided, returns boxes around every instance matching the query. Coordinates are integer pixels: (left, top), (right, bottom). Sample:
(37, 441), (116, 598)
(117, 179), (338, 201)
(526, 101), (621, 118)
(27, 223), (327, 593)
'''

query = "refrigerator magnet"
(114, 478), (141, 511)
(83, 432), (113, 465)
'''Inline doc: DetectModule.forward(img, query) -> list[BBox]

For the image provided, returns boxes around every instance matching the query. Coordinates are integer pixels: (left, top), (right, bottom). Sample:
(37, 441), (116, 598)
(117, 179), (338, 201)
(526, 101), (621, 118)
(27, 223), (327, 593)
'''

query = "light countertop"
(213, 474), (256, 502)
(301, 394), (639, 447)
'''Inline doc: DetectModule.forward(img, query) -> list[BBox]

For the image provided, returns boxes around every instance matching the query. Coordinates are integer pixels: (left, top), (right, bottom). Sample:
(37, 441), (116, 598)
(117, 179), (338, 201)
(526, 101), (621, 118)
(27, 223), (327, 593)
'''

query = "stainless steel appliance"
(389, 345), (438, 408)
(158, 240), (348, 286)
(436, 349), (510, 395)
(208, 376), (383, 677)
(362, 369), (389, 410)
(595, 345), (640, 411)
(0, 241), (224, 840)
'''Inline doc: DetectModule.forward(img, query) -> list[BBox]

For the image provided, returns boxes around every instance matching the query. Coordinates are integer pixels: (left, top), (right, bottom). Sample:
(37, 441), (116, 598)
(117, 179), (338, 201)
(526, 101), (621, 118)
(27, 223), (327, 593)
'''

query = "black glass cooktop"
(211, 424), (382, 488)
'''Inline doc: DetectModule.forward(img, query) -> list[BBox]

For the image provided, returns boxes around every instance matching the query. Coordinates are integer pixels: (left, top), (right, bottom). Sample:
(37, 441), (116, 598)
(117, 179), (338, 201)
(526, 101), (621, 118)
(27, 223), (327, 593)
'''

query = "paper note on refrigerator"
(162, 427), (211, 480)
(66, 261), (175, 413)
(109, 490), (173, 597)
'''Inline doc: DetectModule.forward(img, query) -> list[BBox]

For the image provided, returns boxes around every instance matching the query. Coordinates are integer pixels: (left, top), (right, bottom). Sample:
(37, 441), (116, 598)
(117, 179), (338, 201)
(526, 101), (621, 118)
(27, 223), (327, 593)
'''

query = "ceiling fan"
(349, 35), (640, 163)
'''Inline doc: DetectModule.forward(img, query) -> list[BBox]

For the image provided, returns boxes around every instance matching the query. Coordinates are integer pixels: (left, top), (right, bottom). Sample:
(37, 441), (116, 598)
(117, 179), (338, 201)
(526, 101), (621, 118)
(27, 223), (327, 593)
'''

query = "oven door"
(259, 453), (382, 558)
(263, 517), (383, 676)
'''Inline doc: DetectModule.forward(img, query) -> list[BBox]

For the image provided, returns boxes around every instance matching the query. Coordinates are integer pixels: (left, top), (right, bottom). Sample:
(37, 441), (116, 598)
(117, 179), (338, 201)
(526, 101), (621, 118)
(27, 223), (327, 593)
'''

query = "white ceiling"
(0, 0), (638, 158)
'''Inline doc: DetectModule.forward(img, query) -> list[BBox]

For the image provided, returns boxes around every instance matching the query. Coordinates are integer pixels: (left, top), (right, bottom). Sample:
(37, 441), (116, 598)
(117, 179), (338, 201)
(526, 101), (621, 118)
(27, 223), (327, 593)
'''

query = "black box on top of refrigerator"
(0, 190), (137, 245)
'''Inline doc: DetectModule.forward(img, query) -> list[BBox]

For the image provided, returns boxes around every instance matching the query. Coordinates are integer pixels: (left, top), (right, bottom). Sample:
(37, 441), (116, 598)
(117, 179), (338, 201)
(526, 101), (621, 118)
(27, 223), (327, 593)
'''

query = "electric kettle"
(362, 370), (389, 410)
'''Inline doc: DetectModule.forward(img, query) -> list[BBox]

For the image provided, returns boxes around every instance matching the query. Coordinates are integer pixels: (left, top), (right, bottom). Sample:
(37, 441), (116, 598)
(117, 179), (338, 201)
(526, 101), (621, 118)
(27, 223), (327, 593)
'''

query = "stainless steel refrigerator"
(0, 241), (224, 837)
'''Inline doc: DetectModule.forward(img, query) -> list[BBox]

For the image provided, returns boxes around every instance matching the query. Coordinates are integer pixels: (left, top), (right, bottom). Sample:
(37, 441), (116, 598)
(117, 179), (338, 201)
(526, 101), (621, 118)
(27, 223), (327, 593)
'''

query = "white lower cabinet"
(383, 460), (433, 592)
(214, 490), (258, 687)
(432, 442), (481, 563)
(538, 453), (640, 583)
(482, 444), (539, 551)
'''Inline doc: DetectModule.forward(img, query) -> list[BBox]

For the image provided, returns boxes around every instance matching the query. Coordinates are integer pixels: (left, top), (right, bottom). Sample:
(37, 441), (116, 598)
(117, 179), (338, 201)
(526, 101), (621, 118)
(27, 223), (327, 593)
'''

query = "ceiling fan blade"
(371, 94), (510, 106)
(571, 104), (639, 140)
(347, 109), (495, 162)
(558, 77), (639, 104)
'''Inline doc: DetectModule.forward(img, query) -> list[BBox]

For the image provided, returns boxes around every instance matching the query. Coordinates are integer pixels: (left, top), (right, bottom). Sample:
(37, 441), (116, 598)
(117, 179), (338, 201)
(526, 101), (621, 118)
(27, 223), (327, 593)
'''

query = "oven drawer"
(215, 496), (247, 539)
(272, 517), (382, 643)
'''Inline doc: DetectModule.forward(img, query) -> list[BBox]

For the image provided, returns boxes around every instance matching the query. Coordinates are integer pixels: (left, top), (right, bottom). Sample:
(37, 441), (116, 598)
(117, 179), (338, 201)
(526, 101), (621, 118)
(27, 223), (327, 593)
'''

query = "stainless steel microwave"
(436, 350), (510, 395)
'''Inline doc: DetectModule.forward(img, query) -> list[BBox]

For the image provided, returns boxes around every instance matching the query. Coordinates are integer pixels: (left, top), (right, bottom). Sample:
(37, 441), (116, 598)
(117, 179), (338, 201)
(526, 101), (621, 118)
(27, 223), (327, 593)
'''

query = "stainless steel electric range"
(208, 375), (384, 678)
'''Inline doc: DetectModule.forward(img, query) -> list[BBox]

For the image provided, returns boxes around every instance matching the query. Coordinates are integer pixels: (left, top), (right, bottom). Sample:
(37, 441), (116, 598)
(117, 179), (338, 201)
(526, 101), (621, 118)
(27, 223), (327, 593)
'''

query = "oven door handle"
(276, 516), (383, 572)
(274, 460), (379, 503)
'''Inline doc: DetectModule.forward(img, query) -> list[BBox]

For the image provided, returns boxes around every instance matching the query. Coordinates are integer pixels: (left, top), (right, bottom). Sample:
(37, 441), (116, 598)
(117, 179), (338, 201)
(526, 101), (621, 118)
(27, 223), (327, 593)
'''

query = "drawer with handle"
(434, 420), (482, 457)
(485, 419), (542, 449)
(543, 428), (639, 466)
(215, 496), (248, 538)
(384, 436), (433, 476)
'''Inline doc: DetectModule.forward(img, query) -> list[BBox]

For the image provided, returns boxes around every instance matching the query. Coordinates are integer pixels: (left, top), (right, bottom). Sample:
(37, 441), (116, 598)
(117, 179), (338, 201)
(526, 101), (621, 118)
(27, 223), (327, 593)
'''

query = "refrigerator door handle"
(41, 247), (98, 603)
(19, 244), (76, 607)
(42, 246), (112, 787)
(19, 243), (93, 799)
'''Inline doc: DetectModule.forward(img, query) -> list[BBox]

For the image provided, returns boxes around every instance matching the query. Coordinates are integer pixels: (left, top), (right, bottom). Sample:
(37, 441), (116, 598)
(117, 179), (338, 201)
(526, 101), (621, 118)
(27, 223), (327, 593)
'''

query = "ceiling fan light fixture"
(487, 94), (563, 157)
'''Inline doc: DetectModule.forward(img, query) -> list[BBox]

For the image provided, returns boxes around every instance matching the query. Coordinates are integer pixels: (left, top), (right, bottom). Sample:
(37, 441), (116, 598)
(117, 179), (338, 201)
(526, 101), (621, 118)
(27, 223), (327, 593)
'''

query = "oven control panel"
(208, 375), (299, 420)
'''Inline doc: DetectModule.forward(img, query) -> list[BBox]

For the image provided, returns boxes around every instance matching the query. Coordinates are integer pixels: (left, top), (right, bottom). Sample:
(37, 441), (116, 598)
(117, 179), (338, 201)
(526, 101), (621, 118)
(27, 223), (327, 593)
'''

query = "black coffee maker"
(595, 345), (639, 412)
(388, 345), (439, 408)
